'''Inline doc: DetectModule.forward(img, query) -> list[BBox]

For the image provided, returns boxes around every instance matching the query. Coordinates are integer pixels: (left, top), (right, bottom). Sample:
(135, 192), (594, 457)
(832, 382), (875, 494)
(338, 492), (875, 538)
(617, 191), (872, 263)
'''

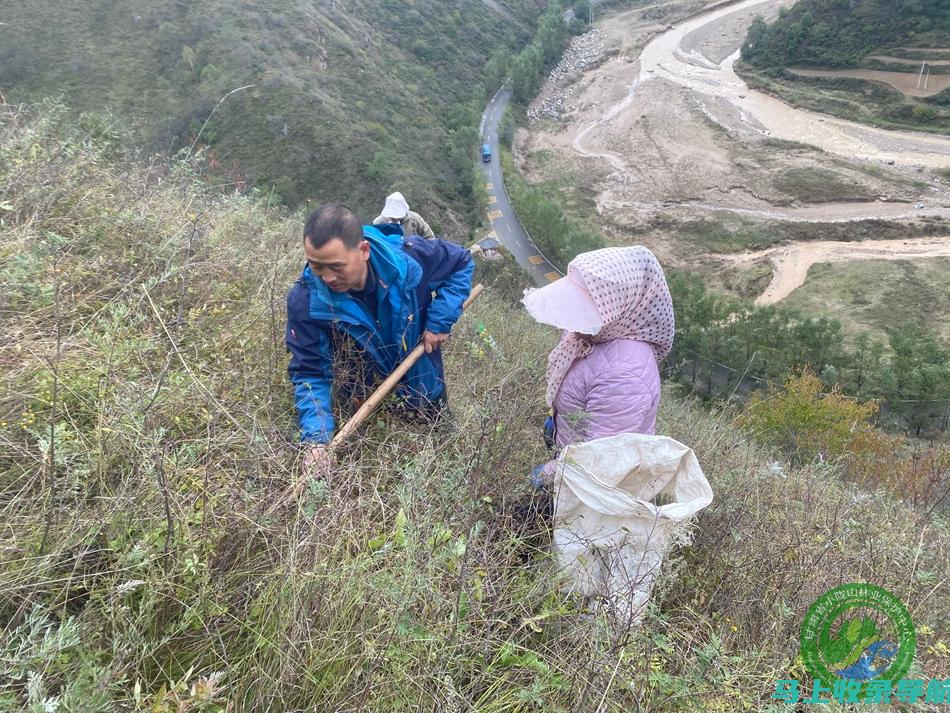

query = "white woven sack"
(552, 433), (713, 624)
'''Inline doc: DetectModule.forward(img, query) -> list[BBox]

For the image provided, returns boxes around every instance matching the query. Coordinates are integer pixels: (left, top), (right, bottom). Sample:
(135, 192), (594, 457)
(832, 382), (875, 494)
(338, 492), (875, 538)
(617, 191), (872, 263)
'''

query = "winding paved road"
(479, 85), (564, 286)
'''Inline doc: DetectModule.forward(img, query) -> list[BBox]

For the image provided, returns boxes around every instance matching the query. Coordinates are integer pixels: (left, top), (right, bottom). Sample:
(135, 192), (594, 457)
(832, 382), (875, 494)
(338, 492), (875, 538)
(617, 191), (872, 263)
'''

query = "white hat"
(381, 192), (410, 220)
(521, 270), (602, 335)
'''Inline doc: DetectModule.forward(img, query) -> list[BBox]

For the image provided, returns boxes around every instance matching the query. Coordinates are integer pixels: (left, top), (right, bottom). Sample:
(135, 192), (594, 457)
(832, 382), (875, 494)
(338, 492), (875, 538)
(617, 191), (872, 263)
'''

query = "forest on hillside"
(666, 274), (950, 436)
(741, 0), (950, 68)
(0, 0), (538, 222)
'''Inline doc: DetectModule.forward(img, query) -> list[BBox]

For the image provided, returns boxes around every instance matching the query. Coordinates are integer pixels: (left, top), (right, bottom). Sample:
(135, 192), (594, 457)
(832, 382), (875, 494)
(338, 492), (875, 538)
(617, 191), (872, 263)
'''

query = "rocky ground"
(527, 29), (607, 123)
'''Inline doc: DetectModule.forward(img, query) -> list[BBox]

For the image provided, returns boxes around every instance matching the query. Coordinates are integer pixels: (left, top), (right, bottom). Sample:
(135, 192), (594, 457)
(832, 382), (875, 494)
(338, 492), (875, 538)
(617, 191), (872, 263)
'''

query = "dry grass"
(1, 103), (948, 712)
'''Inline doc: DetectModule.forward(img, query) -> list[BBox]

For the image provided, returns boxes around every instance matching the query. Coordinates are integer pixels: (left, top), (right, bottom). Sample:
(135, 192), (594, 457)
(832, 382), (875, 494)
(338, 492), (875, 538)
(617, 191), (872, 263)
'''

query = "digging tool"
(270, 282), (485, 512)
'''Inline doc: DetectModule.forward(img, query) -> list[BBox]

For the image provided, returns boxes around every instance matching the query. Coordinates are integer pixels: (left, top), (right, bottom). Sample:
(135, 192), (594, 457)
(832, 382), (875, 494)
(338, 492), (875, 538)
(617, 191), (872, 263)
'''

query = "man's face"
(304, 237), (370, 292)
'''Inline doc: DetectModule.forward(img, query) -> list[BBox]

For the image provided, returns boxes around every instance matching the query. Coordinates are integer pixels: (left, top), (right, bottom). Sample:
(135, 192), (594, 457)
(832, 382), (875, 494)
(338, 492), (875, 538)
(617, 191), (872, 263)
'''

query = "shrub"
(912, 103), (939, 122)
(738, 371), (949, 507)
(739, 370), (879, 466)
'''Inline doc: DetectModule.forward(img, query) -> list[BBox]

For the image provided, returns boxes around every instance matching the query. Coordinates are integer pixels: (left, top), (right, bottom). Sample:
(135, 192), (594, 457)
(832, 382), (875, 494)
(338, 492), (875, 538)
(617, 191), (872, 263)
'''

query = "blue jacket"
(286, 224), (474, 443)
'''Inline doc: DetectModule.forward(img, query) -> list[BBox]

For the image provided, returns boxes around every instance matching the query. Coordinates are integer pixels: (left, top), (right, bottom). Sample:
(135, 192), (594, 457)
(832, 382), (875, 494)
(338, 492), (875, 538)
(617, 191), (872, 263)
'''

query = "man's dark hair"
(303, 203), (363, 249)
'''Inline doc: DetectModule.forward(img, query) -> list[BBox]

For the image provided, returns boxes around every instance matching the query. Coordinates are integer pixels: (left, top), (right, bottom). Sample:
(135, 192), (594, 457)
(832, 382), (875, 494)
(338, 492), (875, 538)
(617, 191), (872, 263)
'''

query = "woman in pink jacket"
(522, 246), (675, 486)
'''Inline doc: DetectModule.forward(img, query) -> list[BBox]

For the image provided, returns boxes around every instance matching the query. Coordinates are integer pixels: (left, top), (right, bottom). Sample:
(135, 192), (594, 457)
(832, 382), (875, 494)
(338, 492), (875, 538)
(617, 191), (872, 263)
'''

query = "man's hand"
(422, 330), (450, 354)
(302, 444), (334, 477)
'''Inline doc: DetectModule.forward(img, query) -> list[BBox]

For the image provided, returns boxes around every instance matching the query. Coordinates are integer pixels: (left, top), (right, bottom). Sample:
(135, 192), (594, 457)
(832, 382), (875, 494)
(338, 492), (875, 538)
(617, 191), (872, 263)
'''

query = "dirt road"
(728, 236), (950, 304)
(788, 67), (950, 99)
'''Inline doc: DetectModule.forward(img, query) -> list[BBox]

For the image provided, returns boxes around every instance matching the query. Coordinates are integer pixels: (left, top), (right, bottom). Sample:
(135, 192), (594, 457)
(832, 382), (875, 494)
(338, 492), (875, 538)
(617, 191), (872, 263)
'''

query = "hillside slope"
(2, 105), (948, 712)
(741, 0), (950, 68)
(738, 0), (950, 132)
(0, 0), (535, 223)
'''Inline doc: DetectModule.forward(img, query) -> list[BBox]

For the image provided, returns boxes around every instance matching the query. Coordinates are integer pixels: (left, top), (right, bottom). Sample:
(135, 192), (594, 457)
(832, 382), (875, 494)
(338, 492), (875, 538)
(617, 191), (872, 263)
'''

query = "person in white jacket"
(372, 191), (435, 239)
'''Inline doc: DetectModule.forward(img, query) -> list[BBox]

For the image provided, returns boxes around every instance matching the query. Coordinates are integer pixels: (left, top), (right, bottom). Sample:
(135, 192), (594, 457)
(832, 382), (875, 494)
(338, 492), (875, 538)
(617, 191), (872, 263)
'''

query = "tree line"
(741, 0), (950, 69)
(667, 271), (950, 436)
(478, 1), (586, 105)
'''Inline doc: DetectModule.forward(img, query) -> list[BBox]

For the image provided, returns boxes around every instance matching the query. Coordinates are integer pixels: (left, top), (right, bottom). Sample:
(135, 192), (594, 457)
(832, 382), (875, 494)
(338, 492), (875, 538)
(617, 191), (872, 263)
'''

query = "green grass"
(759, 137), (819, 152)
(776, 216), (949, 243)
(773, 167), (879, 203)
(661, 214), (780, 254)
(2, 104), (949, 712)
(521, 149), (603, 227)
(782, 258), (950, 345)
(886, 47), (950, 61)
(499, 146), (604, 267)
(653, 212), (949, 258)
(0, 0), (537, 217)
(717, 260), (774, 300)
(862, 56), (950, 74)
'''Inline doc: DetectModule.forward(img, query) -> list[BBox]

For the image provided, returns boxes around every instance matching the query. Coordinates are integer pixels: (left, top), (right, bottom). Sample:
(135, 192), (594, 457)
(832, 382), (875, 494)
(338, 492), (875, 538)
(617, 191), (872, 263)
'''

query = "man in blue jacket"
(286, 203), (474, 473)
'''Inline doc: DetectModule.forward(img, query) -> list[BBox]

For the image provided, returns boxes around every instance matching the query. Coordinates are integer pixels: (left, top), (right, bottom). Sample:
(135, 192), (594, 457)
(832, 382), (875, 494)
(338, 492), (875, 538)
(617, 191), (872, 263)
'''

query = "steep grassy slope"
(2, 106), (948, 712)
(0, 0), (535, 222)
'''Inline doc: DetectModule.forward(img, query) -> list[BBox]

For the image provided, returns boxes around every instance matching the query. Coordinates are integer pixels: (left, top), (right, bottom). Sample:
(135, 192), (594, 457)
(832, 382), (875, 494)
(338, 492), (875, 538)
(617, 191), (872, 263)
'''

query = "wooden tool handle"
(272, 282), (485, 511)
(329, 282), (484, 448)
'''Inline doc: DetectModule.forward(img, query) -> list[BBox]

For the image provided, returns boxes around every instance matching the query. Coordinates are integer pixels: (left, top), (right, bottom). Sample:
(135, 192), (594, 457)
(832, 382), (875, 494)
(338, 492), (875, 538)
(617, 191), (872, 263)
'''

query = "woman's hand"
(543, 414), (556, 450)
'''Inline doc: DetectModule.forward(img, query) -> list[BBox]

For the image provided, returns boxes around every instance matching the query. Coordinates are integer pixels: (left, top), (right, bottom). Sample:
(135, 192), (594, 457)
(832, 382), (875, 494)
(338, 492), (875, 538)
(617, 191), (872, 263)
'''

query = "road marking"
(488, 195), (497, 204)
(488, 210), (503, 220)
(528, 255), (544, 265)
(505, 224), (512, 233)
(545, 271), (560, 282)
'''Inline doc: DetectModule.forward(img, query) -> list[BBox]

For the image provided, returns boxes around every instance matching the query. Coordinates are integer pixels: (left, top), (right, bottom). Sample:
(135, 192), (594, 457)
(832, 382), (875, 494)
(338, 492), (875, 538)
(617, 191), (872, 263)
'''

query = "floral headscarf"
(545, 246), (675, 406)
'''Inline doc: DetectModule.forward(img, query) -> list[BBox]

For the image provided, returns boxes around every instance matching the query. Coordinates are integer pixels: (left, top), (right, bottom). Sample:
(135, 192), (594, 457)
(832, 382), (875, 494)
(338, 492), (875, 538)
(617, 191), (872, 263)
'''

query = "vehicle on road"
(481, 143), (492, 162)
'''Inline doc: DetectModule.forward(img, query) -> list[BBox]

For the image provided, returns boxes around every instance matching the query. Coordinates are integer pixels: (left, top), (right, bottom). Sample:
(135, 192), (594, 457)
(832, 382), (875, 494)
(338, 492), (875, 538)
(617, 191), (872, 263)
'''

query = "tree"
(844, 332), (884, 396)
(512, 44), (542, 102)
(741, 0), (950, 69)
(573, 0), (592, 24)
(364, 149), (390, 185)
(741, 17), (771, 64)
(483, 49), (511, 94)
(912, 105), (938, 123)
(181, 45), (197, 74)
(537, 6), (568, 68)
(884, 325), (950, 434)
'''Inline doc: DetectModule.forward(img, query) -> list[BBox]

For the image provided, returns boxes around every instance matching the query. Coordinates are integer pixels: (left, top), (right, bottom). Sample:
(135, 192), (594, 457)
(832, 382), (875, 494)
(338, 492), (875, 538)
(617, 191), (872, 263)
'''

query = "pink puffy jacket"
(552, 338), (661, 448)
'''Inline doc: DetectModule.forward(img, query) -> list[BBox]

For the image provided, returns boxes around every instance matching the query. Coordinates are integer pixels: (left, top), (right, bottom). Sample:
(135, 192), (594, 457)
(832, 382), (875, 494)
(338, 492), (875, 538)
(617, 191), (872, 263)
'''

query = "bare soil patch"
(726, 235), (950, 304)
(789, 67), (950, 98)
